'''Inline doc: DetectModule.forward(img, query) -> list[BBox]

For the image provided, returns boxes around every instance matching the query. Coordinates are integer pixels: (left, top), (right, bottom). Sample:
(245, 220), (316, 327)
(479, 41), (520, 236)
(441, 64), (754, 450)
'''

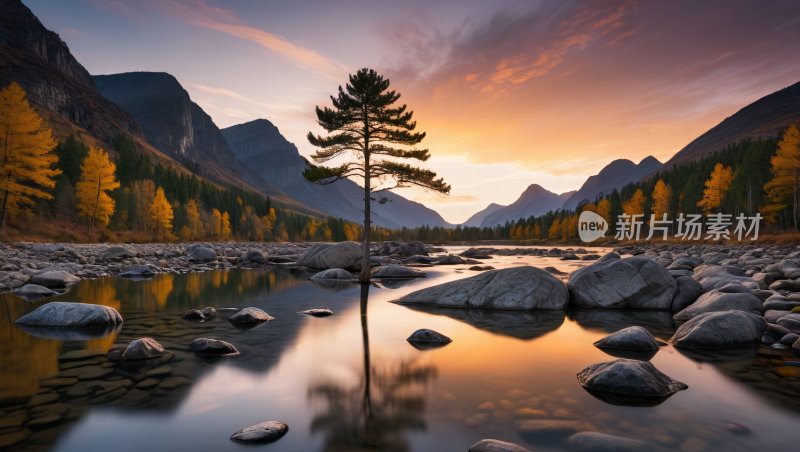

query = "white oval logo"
(579, 211), (608, 242)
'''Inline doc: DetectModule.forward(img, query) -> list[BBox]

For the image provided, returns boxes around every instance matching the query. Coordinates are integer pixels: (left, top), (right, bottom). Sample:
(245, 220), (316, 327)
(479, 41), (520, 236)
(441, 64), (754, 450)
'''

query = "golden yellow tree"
(698, 163), (734, 213)
(582, 203), (597, 213)
(548, 218), (561, 239)
(221, 211), (231, 240)
(184, 198), (204, 239)
(597, 198), (611, 222)
(651, 180), (673, 217)
(524, 224), (532, 239)
(149, 187), (173, 239)
(0, 82), (61, 227)
(623, 189), (647, 216)
(533, 223), (541, 238)
(262, 207), (276, 233)
(209, 208), (222, 239)
(764, 125), (800, 227)
(132, 179), (156, 232)
(76, 146), (119, 228)
(344, 224), (357, 241)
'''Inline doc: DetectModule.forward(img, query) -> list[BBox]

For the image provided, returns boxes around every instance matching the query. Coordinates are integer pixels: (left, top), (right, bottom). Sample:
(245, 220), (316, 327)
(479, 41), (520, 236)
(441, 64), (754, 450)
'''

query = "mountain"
(480, 185), (575, 227)
(221, 119), (454, 228)
(642, 80), (800, 180)
(92, 72), (311, 210)
(462, 203), (504, 227)
(560, 156), (662, 210)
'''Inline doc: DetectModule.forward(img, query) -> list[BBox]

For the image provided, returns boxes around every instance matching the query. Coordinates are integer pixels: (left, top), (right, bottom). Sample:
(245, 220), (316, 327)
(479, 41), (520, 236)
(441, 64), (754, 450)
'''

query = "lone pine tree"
(303, 68), (450, 281)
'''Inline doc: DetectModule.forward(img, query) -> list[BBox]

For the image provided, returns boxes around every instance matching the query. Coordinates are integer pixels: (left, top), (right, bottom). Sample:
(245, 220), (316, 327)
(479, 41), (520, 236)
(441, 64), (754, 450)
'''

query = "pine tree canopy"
(303, 68), (450, 195)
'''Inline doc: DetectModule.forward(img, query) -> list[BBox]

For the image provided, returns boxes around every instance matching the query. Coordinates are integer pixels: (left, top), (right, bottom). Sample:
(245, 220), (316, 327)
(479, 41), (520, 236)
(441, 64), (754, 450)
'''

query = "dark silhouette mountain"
(560, 156), (662, 209)
(641, 80), (800, 181)
(221, 119), (455, 228)
(0, 0), (145, 146)
(92, 72), (313, 210)
(480, 185), (575, 227)
(462, 203), (504, 227)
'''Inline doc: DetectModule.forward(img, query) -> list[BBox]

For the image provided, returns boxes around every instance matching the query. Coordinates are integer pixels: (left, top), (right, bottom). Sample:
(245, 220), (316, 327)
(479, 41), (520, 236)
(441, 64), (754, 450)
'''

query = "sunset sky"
(24, 0), (800, 223)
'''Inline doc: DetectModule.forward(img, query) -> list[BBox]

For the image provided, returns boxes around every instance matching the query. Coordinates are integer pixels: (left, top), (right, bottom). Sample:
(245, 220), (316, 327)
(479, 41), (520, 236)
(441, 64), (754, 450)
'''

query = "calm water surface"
(2, 246), (800, 452)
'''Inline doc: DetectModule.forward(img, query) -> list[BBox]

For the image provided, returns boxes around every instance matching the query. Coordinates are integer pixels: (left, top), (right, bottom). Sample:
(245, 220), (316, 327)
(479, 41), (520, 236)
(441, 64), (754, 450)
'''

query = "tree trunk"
(359, 134), (372, 282)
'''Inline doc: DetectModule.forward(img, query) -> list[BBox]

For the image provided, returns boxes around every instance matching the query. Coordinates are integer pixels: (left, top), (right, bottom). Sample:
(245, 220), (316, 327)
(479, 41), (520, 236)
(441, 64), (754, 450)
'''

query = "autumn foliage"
(0, 82), (61, 227)
(76, 146), (120, 228)
(698, 163), (733, 213)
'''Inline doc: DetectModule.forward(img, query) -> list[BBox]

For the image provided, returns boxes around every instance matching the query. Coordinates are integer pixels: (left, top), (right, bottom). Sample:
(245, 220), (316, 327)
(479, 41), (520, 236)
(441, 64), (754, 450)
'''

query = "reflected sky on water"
(2, 246), (800, 452)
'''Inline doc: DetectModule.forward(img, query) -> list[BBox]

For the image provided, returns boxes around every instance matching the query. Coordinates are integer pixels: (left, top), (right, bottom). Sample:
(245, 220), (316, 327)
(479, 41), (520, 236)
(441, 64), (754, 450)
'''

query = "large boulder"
(188, 246), (217, 262)
(593, 326), (663, 351)
(310, 269), (354, 280)
(229, 307), (274, 324)
(673, 289), (762, 320)
(122, 338), (166, 360)
(30, 271), (80, 289)
(670, 311), (766, 348)
(237, 249), (267, 265)
(394, 266), (568, 311)
(567, 253), (676, 309)
(102, 245), (136, 259)
(14, 302), (122, 328)
(119, 265), (157, 278)
(670, 277), (703, 313)
(779, 259), (800, 279)
(371, 266), (426, 278)
(295, 242), (362, 269)
(435, 255), (466, 265)
(577, 359), (688, 398)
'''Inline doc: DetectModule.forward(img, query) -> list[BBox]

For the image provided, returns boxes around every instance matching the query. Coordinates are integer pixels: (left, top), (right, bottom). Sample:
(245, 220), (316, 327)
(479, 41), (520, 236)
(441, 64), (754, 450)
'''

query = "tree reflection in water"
(308, 283), (436, 452)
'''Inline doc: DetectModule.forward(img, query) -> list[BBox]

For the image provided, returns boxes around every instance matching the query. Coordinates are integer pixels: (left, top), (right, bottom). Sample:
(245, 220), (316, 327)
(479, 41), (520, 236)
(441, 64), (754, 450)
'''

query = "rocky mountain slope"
(462, 203), (504, 227)
(480, 185), (575, 227)
(641, 80), (800, 181)
(93, 72), (311, 210)
(560, 156), (662, 210)
(221, 119), (455, 228)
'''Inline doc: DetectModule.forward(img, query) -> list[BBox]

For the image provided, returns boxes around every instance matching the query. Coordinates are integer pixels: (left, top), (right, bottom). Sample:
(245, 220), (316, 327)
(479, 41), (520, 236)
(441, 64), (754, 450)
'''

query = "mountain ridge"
(480, 184), (575, 227)
(560, 156), (662, 210)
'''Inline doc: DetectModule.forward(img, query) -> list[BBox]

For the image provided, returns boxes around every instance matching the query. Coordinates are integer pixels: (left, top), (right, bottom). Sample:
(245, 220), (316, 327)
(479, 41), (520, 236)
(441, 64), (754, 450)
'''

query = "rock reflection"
(397, 305), (565, 340)
(308, 284), (435, 452)
(14, 324), (122, 341)
(568, 309), (676, 340)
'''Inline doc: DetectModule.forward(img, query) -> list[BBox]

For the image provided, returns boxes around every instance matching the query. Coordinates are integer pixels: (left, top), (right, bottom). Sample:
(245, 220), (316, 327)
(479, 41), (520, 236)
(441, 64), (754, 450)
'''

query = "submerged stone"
(122, 338), (166, 360)
(229, 307), (274, 324)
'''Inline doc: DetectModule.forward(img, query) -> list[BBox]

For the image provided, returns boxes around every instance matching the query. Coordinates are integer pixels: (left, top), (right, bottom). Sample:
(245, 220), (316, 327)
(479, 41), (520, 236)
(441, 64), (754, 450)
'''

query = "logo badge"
(579, 211), (608, 242)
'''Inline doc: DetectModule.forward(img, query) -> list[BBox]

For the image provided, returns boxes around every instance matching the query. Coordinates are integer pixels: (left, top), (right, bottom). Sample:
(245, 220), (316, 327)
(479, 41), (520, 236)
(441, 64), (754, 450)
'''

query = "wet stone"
(230, 421), (289, 444)
(25, 415), (62, 428)
(300, 309), (333, 317)
(25, 393), (59, 406)
(135, 379), (160, 389)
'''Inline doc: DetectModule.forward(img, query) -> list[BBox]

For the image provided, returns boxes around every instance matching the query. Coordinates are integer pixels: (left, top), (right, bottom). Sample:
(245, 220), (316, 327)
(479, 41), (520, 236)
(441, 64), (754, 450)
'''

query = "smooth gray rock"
(300, 309), (333, 317)
(310, 268), (354, 280)
(699, 273), (759, 293)
(14, 302), (122, 327)
(30, 271), (80, 289)
(395, 266), (568, 311)
(102, 245), (136, 259)
(198, 307), (217, 318)
(777, 314), (800, 334)
(407, 329), (452, 343)
(752, 273), (773, 290)
(673, 289), (762, 320)
(435, 255), (466, 265)
(11, 284), (59, 300)
(593, 326), (663, 351)
(779, 259), (800, 279)
(238, 249), (267, 264)
(780, 333), (800, 346)
(230, 421), (288, 444)
(122, 337), (166, 360)
(119, 265), (156, 278)
(671, 311), (766, 348)
(692, 265), (746, 281)
(765, 310), (791, 324)
(577, 359), (687, 397)
(190, 338), (238, 355)
(468, 439), (532, 452)
(371, 265), (426, 278)
(769, 279), (800, 291)
(567, 253), (676, 309)
(229, 307), (274, 323)
(671, 277), (703, 312)
(295, 242), (362, 269)
(767, 323), (791, 338)
(183, 309), (204, 320)
(667, 257), (703, 271)
(761, 333), (776, 346)
(567, 432), (648, 452)
(188, 246), (217, 262)
(762, 295), (800, 312)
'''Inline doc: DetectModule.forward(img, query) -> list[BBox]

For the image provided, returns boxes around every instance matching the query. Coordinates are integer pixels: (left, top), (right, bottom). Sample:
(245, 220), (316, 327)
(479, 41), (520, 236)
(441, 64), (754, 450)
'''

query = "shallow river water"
(2, 246), (800, 452)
